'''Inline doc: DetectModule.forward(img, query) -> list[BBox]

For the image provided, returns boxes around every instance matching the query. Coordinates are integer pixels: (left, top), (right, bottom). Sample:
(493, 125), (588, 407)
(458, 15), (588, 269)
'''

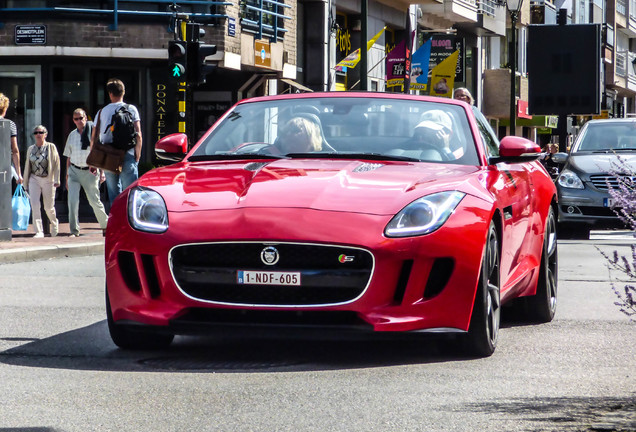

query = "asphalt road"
(0, 236), (634, 431)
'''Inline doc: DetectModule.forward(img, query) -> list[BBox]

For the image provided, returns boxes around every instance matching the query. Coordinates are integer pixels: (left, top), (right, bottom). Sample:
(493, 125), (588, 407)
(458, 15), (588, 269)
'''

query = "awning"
(281, 79), (313, 93)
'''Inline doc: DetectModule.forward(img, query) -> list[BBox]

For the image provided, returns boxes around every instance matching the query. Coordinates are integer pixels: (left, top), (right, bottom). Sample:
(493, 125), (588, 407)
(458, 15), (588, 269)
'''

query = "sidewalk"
(0, 222), (105, 264)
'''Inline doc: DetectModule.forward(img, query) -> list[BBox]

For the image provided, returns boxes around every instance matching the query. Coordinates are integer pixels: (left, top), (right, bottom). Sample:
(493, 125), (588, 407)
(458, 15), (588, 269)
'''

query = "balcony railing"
(617, 50), (627, 77)
(617, 0), (626, 16)
(478, 0), (497, 17)
(240, 0), (290, 41)
(0, 0), (232, 30)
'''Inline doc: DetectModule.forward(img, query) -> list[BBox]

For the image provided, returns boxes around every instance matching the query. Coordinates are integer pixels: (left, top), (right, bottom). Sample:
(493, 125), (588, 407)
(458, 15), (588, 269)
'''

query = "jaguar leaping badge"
(261, 246), (280, 265)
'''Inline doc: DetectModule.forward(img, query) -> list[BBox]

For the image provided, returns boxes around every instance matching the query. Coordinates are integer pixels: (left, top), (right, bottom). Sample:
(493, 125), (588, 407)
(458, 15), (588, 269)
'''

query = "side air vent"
(423, 258), (454, 299)
(118, 251), (141, 292)
(393, 260), (413, 305)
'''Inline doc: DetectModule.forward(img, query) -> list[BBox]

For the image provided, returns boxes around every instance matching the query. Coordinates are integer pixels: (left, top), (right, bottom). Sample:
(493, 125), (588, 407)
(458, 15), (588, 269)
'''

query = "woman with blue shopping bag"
(23, 125), (60, 238)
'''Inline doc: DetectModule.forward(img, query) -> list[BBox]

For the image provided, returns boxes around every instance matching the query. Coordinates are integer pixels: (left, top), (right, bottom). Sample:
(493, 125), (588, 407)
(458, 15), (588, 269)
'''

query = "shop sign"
(15, 25), (46, 45)
(428, 36), (464, 83)
(228, 18), (236, 37)
(517, 100), (532, 119)
(255, 39), (271, 68)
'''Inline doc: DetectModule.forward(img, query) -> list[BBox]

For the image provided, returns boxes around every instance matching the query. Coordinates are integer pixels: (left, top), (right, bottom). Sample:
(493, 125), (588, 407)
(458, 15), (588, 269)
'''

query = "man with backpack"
(90, 78), (142, 206)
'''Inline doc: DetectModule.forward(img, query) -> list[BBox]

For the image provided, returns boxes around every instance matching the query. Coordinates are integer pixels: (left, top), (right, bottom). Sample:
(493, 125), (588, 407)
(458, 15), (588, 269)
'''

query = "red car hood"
(138, 159), (483, 215)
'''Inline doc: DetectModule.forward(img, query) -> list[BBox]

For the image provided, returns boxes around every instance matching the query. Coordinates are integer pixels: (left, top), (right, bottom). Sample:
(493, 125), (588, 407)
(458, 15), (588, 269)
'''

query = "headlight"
(385, 191), (465, 238)
(557, 169), (584, 189)
(128, 187), (168, 233)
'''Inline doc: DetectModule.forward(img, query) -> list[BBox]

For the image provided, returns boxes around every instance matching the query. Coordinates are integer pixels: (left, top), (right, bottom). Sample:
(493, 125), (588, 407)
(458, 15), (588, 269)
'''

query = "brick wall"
(0, 21), (173, 49)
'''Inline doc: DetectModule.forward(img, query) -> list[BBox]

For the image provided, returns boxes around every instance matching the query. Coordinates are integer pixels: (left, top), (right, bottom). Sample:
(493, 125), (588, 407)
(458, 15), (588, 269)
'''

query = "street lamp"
(506, 0), (523, 136)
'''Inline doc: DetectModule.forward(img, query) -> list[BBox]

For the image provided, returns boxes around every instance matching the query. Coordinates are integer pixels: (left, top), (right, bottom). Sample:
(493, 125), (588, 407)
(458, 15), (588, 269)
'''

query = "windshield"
(575, 121), (636, 152)
(191, 96), (480, 165)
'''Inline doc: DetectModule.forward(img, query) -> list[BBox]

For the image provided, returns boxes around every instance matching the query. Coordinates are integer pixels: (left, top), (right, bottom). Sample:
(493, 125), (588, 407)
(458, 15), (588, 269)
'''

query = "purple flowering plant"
(599, 155), (636, 320)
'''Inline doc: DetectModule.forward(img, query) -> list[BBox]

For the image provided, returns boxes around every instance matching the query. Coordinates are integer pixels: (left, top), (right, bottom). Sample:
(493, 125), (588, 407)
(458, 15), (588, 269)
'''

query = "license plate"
(237, 270), (301, 286)
(603, 197), (614, 207)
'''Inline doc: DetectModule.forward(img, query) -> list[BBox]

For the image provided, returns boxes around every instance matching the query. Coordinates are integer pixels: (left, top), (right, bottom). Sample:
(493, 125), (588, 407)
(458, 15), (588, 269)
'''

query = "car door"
(473, 109), (534, 293)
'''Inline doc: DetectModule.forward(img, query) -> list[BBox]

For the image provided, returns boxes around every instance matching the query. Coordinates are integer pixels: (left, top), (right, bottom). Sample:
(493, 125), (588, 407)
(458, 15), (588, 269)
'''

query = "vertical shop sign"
(428, 36), (464, 83)
(155, 84), (168, 140)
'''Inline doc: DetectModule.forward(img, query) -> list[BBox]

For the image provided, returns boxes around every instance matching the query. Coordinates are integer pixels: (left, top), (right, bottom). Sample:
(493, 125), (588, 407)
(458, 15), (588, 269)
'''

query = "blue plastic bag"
(11, 184), (31, 231)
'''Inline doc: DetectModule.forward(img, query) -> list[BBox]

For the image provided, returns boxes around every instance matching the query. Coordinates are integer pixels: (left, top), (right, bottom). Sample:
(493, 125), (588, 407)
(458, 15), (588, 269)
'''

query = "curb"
(0, 242), (105, 264)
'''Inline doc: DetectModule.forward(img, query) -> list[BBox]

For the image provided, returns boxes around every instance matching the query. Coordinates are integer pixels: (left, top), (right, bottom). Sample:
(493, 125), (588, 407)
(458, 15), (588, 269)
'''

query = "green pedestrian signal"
(172, 64), (185, 78)
(168, 41), (187, 82)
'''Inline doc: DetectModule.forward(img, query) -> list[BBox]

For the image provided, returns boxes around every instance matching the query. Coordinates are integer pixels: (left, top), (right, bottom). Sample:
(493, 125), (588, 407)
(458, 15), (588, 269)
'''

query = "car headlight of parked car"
(385, 191), (465, 238)
(128, 187), (168, 233)
(557, 169), (584, 189)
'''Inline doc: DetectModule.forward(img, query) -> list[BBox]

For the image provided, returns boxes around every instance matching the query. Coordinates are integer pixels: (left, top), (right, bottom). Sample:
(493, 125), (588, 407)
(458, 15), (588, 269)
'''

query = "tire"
(525, 207), (558, 323)
(464, 221), (500, 357)
(106, 288), (174, 350)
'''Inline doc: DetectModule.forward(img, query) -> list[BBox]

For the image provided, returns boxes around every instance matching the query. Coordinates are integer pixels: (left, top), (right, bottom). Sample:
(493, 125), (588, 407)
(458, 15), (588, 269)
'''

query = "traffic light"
(187, 41), (217, 85)
(168, 40), (187, 81)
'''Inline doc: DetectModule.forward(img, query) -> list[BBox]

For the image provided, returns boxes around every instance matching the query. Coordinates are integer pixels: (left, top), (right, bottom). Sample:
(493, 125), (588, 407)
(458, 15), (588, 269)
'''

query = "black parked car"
(553, 118), (636, 239)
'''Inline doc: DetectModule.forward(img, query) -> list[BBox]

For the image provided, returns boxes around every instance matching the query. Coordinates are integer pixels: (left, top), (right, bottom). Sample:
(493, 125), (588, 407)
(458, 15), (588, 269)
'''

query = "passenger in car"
(418, 109), (465, 159)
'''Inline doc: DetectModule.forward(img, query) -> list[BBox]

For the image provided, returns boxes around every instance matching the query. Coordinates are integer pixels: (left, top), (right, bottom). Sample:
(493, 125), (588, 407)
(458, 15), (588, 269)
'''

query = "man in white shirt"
(91, 78), (142, 205)
(64, 108), (108, 237)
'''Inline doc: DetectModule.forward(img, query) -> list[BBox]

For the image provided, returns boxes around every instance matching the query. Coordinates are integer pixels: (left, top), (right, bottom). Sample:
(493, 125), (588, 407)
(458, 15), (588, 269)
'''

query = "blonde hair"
(0, 93), (8, 115)
(280, 117), (323, 151)
(453, 87), (474, 105)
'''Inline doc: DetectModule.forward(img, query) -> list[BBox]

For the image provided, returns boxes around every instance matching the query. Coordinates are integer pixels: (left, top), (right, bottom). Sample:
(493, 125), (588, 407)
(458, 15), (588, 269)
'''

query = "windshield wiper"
(284, 152), (422, 162)
(188, 153), (288, 162)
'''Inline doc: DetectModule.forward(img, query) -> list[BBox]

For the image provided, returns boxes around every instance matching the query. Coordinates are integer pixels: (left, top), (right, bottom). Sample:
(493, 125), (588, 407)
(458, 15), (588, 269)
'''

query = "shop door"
(0, 73), (39, 171)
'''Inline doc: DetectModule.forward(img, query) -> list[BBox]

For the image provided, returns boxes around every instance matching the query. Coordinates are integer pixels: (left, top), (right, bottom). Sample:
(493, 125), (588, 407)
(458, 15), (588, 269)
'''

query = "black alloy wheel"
(464, 221), (500, 357)
(526, 207), (558, 322)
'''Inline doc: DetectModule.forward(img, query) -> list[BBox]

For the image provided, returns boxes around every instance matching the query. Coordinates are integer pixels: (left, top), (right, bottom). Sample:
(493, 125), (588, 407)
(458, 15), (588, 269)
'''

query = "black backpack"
(105, 104), (137, 150)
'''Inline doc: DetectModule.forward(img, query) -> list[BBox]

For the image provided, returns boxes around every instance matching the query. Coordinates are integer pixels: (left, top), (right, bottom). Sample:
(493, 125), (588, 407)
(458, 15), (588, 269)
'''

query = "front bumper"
(105, 195), (492, 335)
(557, 185), (623, 227)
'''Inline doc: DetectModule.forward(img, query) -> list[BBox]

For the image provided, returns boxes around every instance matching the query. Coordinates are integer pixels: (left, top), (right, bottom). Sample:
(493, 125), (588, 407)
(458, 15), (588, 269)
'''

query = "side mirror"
(155, 133), (188, 163)
(551, 152), (568, 164)
(489, 136), (542, 164)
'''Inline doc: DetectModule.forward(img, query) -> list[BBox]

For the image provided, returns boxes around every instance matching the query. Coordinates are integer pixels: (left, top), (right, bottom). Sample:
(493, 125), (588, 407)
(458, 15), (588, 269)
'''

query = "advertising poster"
(386, 40), (407, 88)
(429, 50), (460, 98)
(409, 39), (432, 91)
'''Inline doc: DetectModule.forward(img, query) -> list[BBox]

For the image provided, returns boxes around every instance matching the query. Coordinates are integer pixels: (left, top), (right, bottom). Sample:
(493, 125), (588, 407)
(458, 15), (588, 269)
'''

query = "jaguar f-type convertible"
(105, 92), (558, 357)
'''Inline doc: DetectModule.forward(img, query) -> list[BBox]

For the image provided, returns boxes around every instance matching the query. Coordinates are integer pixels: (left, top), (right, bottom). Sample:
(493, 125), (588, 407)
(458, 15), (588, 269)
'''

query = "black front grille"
(589, 174), (635, 191)
(170, 243), (374, 306)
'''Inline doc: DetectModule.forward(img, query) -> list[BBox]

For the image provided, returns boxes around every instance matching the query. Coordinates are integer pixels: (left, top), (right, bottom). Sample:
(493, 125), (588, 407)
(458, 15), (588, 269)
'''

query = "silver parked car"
(554, 118), (636, 239)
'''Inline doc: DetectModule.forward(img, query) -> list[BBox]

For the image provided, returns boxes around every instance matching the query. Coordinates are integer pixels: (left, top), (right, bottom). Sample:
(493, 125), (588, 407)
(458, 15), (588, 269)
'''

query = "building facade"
(1, 0), (635, 176)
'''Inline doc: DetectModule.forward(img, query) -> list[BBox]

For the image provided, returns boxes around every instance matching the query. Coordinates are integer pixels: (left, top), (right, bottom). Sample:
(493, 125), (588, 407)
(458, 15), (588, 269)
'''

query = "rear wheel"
(464, 221), (500, 357)
(106, 288), (174, 350)
(525, 207), (558, 322)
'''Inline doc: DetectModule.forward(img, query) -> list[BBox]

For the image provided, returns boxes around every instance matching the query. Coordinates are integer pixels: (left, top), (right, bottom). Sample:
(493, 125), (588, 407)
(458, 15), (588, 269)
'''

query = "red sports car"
(105, 92), (558, 357)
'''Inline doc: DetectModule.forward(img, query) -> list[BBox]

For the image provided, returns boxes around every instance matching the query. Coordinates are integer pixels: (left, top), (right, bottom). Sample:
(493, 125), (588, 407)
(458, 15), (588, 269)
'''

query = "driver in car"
(278, 117), (323, 154)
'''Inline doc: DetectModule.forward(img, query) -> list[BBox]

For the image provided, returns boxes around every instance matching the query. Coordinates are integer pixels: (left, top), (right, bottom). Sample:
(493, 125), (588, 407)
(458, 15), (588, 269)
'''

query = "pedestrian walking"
(453, 87), (474, 105)
(63, 108), (109, 237)
(23, 125), (60, 238)
(91, 78), (142, 205)
(0, 93), (23, 184)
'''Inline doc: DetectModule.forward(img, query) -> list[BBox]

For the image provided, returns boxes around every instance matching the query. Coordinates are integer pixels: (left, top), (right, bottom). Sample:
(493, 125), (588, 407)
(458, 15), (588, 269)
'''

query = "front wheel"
(463, 221), (500, 357)
(106, 288), (174, 350)
(525, 207), (558, 322)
